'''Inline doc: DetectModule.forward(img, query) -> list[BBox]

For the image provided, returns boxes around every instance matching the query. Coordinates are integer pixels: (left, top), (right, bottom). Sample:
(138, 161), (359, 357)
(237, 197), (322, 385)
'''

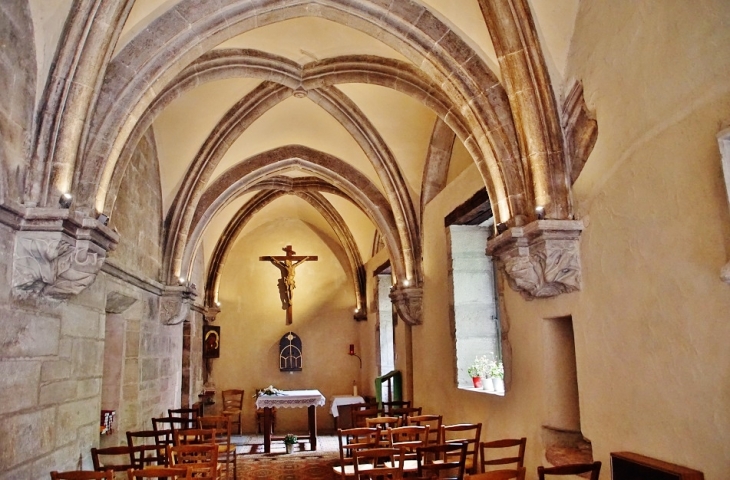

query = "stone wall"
(0, 222), (107, 478)
(0, 2), (35, 204)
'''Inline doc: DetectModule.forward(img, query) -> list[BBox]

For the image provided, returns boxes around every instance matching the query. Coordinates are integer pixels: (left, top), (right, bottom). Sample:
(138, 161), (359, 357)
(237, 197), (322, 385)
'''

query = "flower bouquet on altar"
(256, 385), (283, 397)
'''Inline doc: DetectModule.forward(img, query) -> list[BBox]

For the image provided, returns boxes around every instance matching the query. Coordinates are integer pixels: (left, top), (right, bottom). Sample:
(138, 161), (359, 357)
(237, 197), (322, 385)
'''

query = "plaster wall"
(412, 3), (730, 479)
(210, 216), (362, 434)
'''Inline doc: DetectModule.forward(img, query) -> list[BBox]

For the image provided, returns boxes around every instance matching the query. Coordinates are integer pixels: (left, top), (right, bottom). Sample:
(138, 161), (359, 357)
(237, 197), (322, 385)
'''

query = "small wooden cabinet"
(611, 452), (704, 480)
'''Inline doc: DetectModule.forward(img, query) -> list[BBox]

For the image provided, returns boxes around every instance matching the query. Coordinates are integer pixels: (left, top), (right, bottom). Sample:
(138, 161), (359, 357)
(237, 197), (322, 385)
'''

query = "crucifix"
(259, 245), (318, 324)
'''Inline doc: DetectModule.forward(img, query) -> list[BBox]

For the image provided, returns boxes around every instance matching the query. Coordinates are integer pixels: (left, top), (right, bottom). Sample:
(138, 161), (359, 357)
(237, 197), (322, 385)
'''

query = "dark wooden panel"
(611, 452), (704, 480)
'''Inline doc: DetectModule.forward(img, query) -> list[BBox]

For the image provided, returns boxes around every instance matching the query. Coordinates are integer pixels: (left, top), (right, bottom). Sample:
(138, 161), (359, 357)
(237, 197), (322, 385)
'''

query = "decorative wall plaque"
(203, 325), (220, 358)
(279, 331), (302, 372)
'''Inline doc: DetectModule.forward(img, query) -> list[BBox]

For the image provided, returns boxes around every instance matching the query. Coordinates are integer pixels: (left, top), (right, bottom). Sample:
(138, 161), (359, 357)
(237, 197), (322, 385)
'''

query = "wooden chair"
(126, 430), (173, 467)
(126, 467), (191, 479)
(366, 416), (401, 447)
(351, 405), (382, 428)
(152, 417), (195, 441)
(333, 427), (381, 479)
(480, 438), (526, 472)
(441, 423), (482, 474)
(129, 445), (169, 469)
(468, 467), (526, 480)
(381, 400), (411, 415)
(537, 461), (601, 480)
(90, 446), (136, 475)
(416, 442), (468, 480)
(353, 447), (405, 479)
(198, 416), (237, 480)
(407, 414), (442, 445)
(169, 407), (201, 422)
(173, 428), (216, 446)
(390, 406), (422, 424)
(387, 425), (429, 474)
(166, 444), (218, 478)
(50, 471), (113, 480)
(221, 389), (244, 435)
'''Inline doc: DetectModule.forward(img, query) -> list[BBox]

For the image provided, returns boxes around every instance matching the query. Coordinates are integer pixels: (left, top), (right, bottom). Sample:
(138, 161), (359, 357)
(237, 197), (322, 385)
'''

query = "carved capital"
(6, 206), (119, 299)
(160, 286), (197, 325)
(389, 285), (423, 325)
(487, 220), (584, 299)
(203, 304), (221, 323)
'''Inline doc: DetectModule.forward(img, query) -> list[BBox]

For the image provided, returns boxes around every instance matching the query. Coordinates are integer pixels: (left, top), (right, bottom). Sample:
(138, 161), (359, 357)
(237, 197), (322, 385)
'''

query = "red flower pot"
(472, 376), (483, 388)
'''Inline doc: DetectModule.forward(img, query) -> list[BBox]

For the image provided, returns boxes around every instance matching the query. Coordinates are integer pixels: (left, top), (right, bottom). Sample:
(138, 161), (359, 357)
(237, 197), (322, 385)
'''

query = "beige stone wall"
(410, 3), (730, 479)
(210, 216), (362, 434)
(108, 128), (163, 281)
(0, 2), (35, 204)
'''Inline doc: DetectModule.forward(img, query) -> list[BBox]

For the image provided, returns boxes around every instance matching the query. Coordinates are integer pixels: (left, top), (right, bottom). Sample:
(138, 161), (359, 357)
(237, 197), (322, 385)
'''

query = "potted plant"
(468, 356), (488, 388)
(490, 361), (505, 393)
(284, 433), (298, 453)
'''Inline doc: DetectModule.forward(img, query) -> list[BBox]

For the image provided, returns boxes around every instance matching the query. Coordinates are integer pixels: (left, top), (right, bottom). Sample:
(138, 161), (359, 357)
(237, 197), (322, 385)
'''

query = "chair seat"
(333, 463), (374, 475)
(384, 459), (419, 472)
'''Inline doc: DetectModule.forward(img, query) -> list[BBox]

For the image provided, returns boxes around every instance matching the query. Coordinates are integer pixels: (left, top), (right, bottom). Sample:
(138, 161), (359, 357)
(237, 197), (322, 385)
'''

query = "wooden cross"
(259, 245), (318, 324)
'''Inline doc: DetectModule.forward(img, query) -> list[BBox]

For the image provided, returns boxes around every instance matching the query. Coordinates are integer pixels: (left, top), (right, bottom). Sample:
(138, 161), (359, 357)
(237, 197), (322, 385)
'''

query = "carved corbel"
(9, 207), (119, 299)
(203, 304), (221, 323)
(487, 220), (584, 299)
(389, 285), (423, 325)
(563, 82), (598, 184)
(160, 285), (198, 325)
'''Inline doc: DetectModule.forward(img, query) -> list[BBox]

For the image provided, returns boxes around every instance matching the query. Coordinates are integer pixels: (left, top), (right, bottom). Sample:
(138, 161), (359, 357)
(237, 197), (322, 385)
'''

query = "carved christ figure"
(268, 256), (309, 305)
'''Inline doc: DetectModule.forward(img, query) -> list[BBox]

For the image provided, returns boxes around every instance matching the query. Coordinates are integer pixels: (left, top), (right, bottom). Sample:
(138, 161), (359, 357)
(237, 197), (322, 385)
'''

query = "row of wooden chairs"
(50, 466), (194, 479)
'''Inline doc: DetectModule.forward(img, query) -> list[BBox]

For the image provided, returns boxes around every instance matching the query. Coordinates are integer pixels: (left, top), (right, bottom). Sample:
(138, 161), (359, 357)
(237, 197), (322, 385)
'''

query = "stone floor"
(233, 434), (339, 455)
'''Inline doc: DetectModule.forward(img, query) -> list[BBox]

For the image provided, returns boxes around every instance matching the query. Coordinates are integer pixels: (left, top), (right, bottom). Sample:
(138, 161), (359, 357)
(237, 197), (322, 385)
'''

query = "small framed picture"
(203, 325), (220, 358)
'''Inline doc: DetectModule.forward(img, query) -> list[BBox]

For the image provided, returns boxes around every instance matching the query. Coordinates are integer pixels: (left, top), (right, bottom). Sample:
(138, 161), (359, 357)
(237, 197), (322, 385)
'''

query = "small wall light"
(349, 344), (362, 368)
(59, 193), (73, 209)
(402, 279), (410, 287)
(178, 276), (186, 285)
(535, 205), (545, 220)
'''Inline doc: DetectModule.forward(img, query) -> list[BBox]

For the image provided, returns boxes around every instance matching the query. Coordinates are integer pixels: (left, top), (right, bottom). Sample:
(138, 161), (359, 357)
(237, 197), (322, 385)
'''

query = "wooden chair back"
(168, 407), (200, 421)
(90, 446), (135, 473)
(221, 389), (244, 435)
(197, 415), (237, 480)
(468, 467), (526, 480)
(381, 400), (411, 415)
(537, 461), (601, 480)
(152, 417), (195, 440)
(480, 438), (526, 472)
(166, 444), (218, 478)
(129, 445), (167, 469)
(390, 406), (422, 423)
(173, 428), (216, 446)
(407, 414), (442, 445)
(351, 406), (382, 428)
(50, 471), (113, 480)
(126, 430), (172, 467)
(416, 442), (468, 480)
(353, 447), (405, 479)
(388, 425), (429, 456)
(441, 423), (482, 474)
(126, 467), (191, 479)
(334, 427), (381, 479)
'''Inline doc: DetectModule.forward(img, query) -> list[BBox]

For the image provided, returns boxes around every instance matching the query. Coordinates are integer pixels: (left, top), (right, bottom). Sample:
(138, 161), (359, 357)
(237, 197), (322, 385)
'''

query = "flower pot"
(286, 443), (294, 454)
(483, 377), (495, 392)
(471, 376), (483, 389)
(493, 377), (505, 393)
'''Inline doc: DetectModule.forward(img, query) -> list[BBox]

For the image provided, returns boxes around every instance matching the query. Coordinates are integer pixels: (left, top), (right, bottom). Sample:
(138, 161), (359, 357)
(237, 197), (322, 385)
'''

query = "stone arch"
(203, 185), (367, 316)
(172, 145), (406, 288)
(78, 0), (525, 228)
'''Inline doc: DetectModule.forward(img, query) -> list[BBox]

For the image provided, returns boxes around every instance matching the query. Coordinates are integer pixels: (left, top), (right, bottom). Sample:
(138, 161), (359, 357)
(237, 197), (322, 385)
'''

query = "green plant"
(284, 433), (298, 445)
(490, 361), (504, 379)
(468, 355), (491, 378)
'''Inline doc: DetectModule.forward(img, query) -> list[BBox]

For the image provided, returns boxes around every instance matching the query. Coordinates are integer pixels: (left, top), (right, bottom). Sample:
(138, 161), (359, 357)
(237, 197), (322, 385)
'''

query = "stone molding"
(562, 82), (598, 185)
(487, 220), (584, 299)
(389, 285), (423, 326)
(1, 204), (119, 299)
(160, 285), (198, 325)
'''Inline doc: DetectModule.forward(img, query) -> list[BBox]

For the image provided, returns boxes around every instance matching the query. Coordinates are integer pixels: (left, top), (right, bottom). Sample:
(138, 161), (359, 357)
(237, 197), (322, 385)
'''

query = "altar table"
(255, 389), (325, 453)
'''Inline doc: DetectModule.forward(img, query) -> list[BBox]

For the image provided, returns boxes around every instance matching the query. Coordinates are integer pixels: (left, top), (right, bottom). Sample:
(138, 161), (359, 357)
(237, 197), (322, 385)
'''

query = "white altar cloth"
(256, 389), (326, 410)
(330, 395), (365, 417)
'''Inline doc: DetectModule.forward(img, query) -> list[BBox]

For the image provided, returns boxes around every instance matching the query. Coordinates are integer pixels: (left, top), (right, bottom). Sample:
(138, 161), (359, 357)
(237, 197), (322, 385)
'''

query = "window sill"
(459, 386), (505, 397)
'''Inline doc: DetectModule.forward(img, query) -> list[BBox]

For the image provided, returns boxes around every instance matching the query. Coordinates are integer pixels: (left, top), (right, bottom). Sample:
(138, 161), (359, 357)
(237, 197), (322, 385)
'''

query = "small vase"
(471, 376), (483, 389)
(483, 377), (495, 392)
(493, 377), (505, 393)
(286, 443), (294, 454)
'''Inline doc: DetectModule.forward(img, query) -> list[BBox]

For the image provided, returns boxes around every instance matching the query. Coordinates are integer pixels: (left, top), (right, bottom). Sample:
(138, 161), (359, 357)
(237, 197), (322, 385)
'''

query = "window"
(445, 188), (503, 395)
(449, 224), (503, 395)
